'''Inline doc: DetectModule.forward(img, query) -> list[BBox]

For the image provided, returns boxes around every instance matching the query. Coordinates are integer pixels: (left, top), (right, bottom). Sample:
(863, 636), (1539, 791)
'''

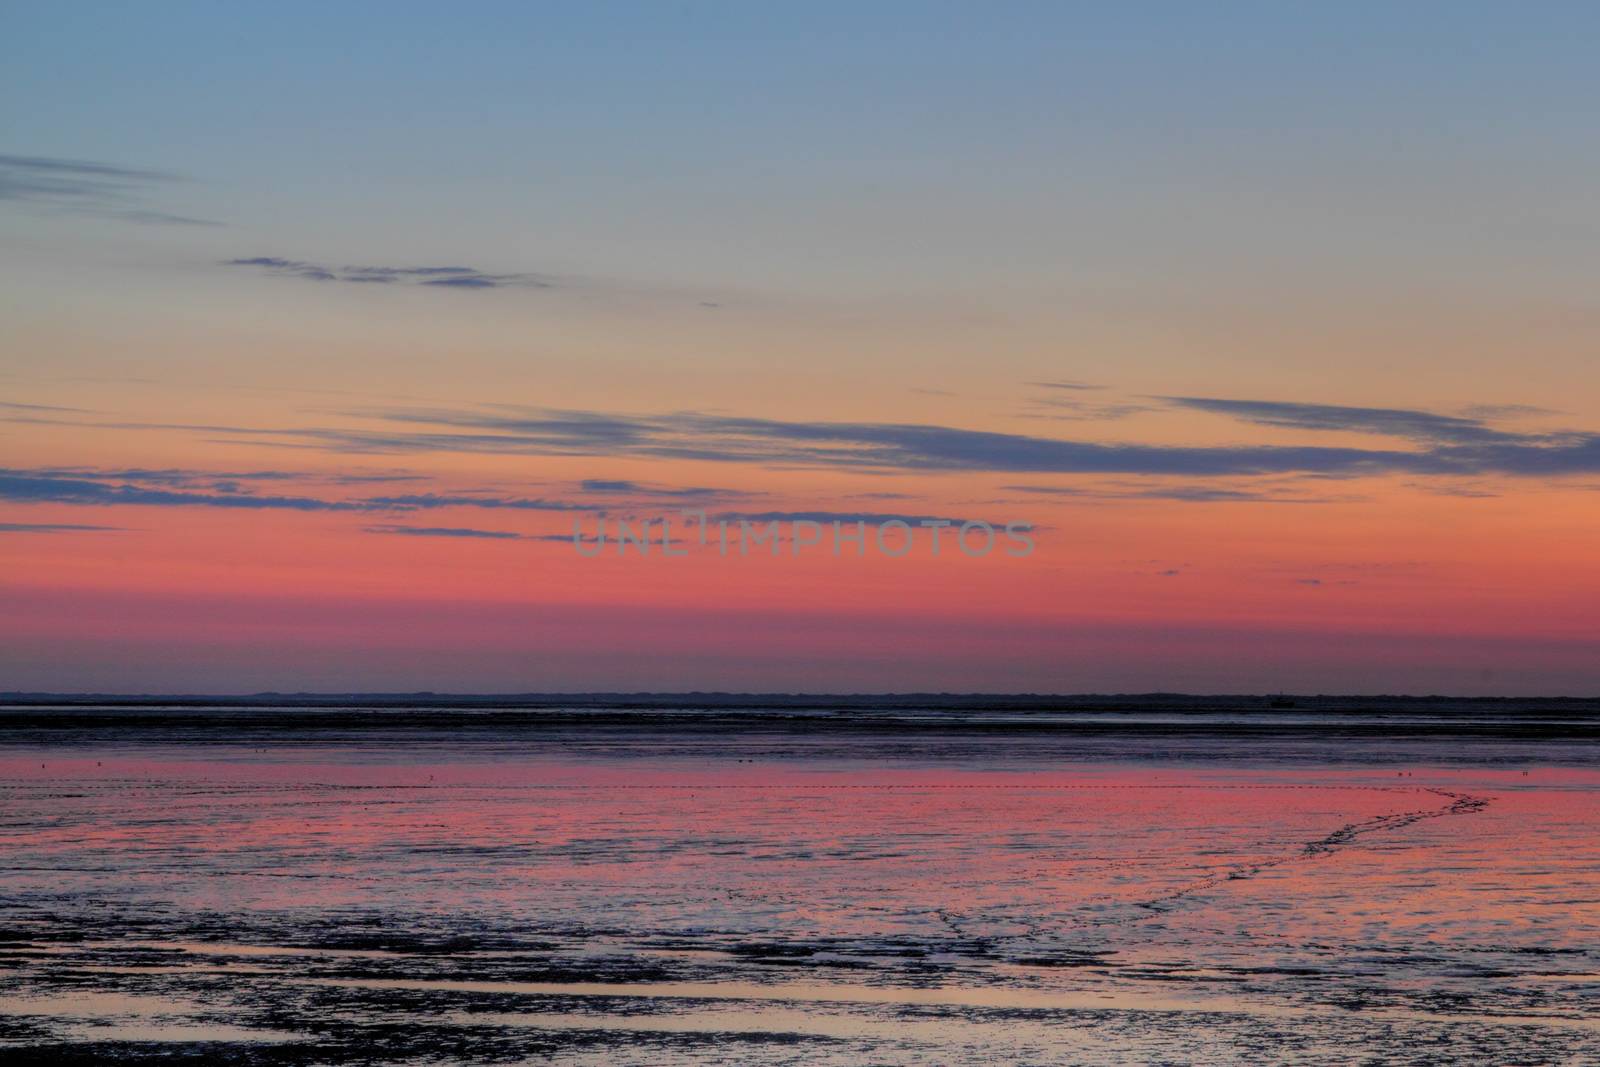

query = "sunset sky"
(4, 3), (1599, 694)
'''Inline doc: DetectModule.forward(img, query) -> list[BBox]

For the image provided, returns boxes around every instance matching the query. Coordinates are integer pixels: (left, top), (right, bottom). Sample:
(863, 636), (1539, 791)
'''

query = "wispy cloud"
(359, 492), (594, 512)
(224, 257), (549, 290)
(0, 470), (369, 511)
(327, 473), (424, 485)
(578, 478), (743, 499)
(1459, 403), (1563, 420)
(1406, 482), (1502, 499)
(295, 405), (1590, 479)
(1002, 483), (1352, 504)
(364, 524), (522, 540)
(21, 465), (423, 491)
(19, 397), (1600, 483)
(0, 468), (599, 515)
(0, 400), (93, 414)
(526, 533), (604, 544)
(0, 521), (123, 533)
(1158, 396), (1532, 445)
(1022, 395), (1152, 421)
(0, 153), (219, 226)
(711, 510), (978, 527)
(32, 466), (302, 487)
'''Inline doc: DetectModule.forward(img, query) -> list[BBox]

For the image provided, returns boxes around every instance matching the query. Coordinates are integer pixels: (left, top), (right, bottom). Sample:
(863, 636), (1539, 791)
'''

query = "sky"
(3, 2), (1599, 694)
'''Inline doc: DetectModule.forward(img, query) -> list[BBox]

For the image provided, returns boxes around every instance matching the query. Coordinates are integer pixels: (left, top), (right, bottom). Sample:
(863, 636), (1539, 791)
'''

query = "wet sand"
(1, 699), (1596, 1063)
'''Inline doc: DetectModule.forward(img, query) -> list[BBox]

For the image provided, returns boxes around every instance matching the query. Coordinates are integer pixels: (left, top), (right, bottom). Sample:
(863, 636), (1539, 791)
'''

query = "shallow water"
(1, 702), (1596, 1063)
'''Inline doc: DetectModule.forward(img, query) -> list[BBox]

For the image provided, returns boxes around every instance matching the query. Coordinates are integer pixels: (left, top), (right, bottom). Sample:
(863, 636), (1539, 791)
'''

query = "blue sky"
(5, 3), (1600, 692)
(9, 2), (1600, 301)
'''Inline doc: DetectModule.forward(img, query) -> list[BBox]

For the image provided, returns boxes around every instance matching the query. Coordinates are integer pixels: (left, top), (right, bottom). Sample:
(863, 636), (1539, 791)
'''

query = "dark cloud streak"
(18, 396), (1600, 484)
(225, 257), (550, 290)
(712, 510), (978, 527)
(1159, 396), (1536, 445)
(579, 478), (739, 499)
(0, 471), (368, 512)
(364, 525), (522, 540)
(0, 153), (218, 226)
(0, 470), (600, 515)
(0, 522), (124, 533)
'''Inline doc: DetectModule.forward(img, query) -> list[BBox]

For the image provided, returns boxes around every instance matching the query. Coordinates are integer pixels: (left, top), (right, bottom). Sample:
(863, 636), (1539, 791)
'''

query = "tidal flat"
(0, 698), (1596, 1064)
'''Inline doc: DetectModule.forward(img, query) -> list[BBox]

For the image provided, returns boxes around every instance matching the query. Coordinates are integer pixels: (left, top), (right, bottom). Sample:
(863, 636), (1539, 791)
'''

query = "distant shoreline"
(3, 696), (1596, 758)
(4, 691), (1598, 709)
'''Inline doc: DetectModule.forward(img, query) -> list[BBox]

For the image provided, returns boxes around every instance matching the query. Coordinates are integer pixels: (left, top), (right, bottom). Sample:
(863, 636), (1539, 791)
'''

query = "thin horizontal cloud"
(21, 398), (1600, 482)
(0, 154), (176, 189)
(526, 533), (604, 544)
(1158, 396), (1539, 445)
(1027, 381), (1104, 391)
(0, 153), (219, 226)
(360, 492), (594, 512)
(293, 406), (1422, 475)
(224, 257), (550, 290)
(0, 470), (370, 511)
(0, 469), (600, 515)
(1002, 483), (1350, 504)
(1023, 395), (1152, 421)
(364, 526), (673, 547)
(0, 400), (93, 414)
(1460, 404), (1562, 420)
(713, 510), (979, 527)
(1407, 482), (1501, 498)
(34, 466), (302, 487)
(327, 473), (424, 485)
(0, 522), (123, 533)
(113, 209), (219, 226)
(26, 465), (422, 489)
(310, 405), (1596, 478)
(579, 478), (742, 499)
(364, 524), (522, 540)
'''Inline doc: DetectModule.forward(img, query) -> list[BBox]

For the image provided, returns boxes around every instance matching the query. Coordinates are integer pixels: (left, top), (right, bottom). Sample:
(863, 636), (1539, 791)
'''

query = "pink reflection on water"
(3, 753), (1595, 958)
(3, 742), (1597, 1066)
